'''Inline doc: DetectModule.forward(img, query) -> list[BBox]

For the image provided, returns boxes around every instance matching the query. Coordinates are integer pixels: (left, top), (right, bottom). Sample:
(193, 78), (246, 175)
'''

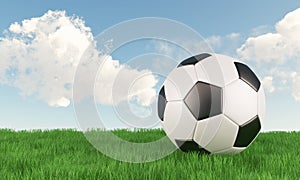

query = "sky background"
(1, 0), (300, 131)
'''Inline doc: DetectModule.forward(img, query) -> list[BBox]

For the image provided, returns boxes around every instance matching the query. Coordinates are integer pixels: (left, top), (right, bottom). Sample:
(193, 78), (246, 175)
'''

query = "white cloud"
(205, 36), (222, 48)
(153, 40), (203, 62)
(94, 56), (158, 106)
(237, 8), (300, 101)
(205, 33), (241, 49)
(0, 10), (158, 107)
(250, 25), (273, 37)
(237, 8), (300, 63)
(155, 42), (174, 57)
(153, 32), (241, 62)
(290, 72), (300, 101)
(49, 97), (71, 107)
(262, 76), (275, 93)
(226, 32), (240, 40)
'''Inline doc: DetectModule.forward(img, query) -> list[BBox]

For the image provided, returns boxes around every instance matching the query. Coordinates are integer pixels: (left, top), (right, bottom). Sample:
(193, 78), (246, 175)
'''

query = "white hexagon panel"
(195, 55), (225, 88)
(223, 79), (258, 126)
(212, 54), (240, 86)
(194, 54), (241, 88)
(163, 65), (198, 101)
(203, 115), (239, 153)
(162, 101), (197, 146)
(193, 115), (223, 148)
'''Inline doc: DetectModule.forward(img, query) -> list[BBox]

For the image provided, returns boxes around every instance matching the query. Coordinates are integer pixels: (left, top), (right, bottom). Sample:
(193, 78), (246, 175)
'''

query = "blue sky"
(1, 1), (300, 131)
(1, 0), (300, 36)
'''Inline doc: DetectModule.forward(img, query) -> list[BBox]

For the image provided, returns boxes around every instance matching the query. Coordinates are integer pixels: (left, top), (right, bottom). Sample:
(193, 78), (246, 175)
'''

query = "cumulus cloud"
(153, 32), (242, 63)
(237, 8), (300, 101)
(290, 72), (300, 101)
(0, 10), (158, 107)
(250, 25), (273, 37)
(94, 56), (158, 106)
(203, 33), (242, 56)
(270, 70), (300, 100)
(154, 39), (213, 62)
(262, 76), (275, 93)
(237, 8), (300, 63)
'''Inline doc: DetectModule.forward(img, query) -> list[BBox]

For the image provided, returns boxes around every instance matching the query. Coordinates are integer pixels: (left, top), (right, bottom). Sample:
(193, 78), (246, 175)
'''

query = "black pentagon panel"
(197, 148), (211, 155)
(210, 86), (222, 117)
(184, 82), (210, 120)
(194, 53), (212, 61)
(184, 82), (222, 120)
(175, 140), (200, 152)
(175, 140), (210, 154)
(234, 116), (261, 147)
(157, 86), (167, 121)
(234, 62), (261, 92)
(177, 53), (211, 67)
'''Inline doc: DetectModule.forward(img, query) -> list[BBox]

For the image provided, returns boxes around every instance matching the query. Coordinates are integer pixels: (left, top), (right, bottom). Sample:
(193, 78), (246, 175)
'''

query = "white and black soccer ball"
(158, 53), (265, 154)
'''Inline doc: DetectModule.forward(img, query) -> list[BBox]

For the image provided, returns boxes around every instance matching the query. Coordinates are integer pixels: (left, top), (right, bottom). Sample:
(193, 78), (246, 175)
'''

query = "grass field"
(0, 129), (299, 179)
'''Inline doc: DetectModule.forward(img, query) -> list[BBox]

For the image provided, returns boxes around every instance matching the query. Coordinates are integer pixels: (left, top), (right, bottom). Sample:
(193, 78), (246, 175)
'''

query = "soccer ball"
(158, 53), (265, 154)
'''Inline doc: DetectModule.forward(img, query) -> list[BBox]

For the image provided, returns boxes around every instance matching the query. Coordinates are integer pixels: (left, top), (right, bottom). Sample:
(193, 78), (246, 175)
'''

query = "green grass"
(0, 129), (299, 179)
